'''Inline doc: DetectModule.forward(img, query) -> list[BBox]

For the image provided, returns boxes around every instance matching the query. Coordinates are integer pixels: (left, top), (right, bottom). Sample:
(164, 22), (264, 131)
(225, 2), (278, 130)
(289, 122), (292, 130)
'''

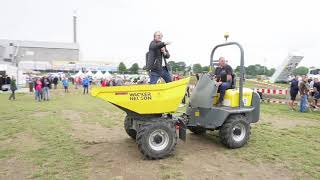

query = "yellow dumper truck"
(92, 42), (260, 159)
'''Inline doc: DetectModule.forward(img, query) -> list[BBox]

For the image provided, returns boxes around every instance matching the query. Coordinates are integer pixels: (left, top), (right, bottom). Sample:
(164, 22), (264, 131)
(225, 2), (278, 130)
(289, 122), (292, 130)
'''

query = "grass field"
(0, 86), (319, 179)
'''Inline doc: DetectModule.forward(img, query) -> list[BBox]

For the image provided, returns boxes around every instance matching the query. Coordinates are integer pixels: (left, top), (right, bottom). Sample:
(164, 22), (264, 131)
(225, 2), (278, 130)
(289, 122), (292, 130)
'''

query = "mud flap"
(178, 119), (187, 141)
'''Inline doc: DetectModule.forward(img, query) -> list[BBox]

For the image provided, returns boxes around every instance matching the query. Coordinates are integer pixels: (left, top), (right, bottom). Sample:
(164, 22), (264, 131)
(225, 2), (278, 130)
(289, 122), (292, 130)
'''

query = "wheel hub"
(154, 135), (163, 144)
(232, 124), (246, 142)
(148, 129), (170, 151)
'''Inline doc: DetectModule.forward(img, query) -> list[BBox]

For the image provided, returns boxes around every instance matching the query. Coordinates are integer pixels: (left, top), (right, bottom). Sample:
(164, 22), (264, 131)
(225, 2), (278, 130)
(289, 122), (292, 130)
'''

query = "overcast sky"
(1, 0), (319, 68)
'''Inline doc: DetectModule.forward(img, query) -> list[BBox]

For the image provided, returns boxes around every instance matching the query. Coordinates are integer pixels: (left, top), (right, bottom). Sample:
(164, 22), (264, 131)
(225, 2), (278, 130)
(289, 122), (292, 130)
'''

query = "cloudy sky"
(0, 0), (319, 68)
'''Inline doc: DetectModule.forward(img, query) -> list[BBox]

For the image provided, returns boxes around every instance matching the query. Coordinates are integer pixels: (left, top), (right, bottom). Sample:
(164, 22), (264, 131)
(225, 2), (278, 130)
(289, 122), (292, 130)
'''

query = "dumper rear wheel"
(137, 122), (177, 159)
(219, 115), (250, 148)
(124, 116), (137, 140)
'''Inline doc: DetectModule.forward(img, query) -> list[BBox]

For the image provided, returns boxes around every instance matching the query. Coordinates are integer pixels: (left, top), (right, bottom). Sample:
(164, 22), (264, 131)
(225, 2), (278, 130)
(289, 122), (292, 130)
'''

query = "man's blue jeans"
(300, 95), (308, 112)
(149, 68), (172, 84)
(218, 82), (231, 104)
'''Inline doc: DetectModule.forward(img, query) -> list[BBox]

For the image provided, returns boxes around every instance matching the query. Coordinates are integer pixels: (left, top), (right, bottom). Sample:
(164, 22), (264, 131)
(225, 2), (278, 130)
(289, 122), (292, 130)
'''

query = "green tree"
(246, 65), (257, 76)
(168, 61), (178, 72)
(118, 62), (127, 74)
(266, 68), (276, 77)
(202, 66), (210, 72)
(293, 66), (309, 76)
(193, 64), (202, 73)
(129, 63), (139, 74)
(176, 61), (186, 72)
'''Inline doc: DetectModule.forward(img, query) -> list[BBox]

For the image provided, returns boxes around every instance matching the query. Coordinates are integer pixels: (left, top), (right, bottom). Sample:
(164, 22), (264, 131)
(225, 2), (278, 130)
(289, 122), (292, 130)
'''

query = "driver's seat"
(230, 73), (236, 89)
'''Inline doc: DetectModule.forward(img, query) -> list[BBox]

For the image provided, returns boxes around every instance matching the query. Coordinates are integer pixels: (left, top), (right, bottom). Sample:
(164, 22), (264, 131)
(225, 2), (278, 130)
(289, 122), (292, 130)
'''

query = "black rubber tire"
(124, 116), (137, 140)
(136, 122), (177, 160)
(188, 126), (206, 135)
(219, 115), (251, 148)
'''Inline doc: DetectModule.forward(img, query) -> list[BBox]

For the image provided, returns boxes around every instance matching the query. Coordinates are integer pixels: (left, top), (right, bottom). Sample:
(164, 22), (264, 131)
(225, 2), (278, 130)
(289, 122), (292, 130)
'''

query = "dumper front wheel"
(124, 116), (137, 140)
(137, 122), (177, 159)
(219, 115), (250, 148)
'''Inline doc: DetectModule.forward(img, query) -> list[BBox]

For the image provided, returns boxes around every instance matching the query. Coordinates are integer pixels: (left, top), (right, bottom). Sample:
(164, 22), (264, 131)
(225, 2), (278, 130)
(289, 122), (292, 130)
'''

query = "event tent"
(93, 70), (104, 79)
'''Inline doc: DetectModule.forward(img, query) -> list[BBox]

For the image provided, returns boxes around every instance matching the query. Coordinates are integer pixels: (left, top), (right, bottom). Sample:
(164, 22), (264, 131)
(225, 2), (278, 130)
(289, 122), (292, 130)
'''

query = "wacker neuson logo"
(129, 92), (152, 101)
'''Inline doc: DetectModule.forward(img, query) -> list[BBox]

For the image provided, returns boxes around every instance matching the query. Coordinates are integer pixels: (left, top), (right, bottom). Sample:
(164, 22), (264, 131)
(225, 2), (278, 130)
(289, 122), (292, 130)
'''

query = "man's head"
(295, 75), (299, 80)
(314, 78), (319, 82)
(154, 31), (163, 42)
(218, 57), (226, 67)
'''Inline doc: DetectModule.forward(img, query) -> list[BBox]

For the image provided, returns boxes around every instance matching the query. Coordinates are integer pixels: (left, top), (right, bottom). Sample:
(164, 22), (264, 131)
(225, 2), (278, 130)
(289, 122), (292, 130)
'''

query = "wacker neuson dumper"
(92, 42), (260, 159)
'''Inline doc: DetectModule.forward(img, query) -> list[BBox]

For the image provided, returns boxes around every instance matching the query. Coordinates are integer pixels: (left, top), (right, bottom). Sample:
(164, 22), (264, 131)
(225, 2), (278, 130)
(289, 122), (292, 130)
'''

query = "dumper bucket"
(91, 77), (190, 114)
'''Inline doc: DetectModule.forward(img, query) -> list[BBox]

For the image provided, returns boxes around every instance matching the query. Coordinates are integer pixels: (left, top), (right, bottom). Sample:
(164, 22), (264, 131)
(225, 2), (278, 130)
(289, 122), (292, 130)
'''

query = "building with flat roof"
(0, 39), (79, 66)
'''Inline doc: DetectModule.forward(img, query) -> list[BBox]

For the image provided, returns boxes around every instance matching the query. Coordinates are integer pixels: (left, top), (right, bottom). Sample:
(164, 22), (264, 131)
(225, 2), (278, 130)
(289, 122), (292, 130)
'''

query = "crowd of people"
(25, 75), (95, 102)
(289, 75), (320, 112)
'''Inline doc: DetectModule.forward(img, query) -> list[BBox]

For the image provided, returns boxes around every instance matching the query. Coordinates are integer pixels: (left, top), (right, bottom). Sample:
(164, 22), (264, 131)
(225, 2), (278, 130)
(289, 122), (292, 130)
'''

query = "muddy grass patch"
(228, 123), (318, 179)
(261, 115), (320, 129)
(0, 157), (36, 179)
(62, 109), (124, 144)
(0, 132), (43, 153)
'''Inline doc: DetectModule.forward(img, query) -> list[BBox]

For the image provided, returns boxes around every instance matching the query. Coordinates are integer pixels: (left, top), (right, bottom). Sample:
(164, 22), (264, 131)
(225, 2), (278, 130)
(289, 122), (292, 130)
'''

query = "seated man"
(214, 57), (233, 106)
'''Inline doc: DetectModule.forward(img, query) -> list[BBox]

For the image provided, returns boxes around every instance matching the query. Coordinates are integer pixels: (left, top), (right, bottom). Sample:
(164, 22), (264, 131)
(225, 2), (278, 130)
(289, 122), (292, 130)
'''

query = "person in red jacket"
(101, 79), (107, 87)
(35, 78), (42, 102)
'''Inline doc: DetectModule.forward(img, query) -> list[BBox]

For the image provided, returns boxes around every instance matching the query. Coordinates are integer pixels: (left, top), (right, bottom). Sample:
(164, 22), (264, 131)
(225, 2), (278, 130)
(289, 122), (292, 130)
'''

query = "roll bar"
(210, 42), (245, 108)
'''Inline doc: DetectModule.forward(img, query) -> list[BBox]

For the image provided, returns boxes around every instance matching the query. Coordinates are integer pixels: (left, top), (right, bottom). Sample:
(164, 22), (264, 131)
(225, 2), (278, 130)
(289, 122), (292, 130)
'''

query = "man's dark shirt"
(290, 79), (299, 93)
(53, 77), (58, 84)
(148, 40), (170, 73)
(214, 64), (233, 82)
(313, 82), (320, 91)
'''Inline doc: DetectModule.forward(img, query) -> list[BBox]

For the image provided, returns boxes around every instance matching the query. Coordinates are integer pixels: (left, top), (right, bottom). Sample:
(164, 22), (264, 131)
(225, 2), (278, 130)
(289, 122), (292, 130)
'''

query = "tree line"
(118, 61), (310, 76)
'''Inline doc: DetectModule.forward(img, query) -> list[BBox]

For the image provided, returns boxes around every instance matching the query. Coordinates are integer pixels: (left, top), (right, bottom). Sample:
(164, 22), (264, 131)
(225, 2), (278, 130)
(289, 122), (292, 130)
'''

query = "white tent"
(74, 70), (84, 77)
(93, 70), (104, 79)
(103, 71), (112, 79)
(86, 70), (94, 77)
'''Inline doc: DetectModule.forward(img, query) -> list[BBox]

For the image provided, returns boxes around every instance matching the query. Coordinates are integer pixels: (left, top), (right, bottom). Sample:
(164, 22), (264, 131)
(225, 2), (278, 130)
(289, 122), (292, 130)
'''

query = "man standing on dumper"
(214, 57), (233, 106)
(146, 31), (172, 84)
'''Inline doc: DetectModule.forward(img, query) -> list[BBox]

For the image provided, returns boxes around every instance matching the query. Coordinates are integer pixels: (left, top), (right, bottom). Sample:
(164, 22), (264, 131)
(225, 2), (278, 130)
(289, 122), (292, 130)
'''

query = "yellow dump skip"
(91, 78), (190, 114)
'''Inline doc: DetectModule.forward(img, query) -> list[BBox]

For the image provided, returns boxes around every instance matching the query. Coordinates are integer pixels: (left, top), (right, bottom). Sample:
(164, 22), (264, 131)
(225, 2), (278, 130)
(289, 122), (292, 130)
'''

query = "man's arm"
(149, 41), (166, 50)
(163, 49), (170, 59)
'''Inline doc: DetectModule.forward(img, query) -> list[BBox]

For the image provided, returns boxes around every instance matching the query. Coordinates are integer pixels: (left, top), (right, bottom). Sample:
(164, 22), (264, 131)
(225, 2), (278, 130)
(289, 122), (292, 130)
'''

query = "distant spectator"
(6, 76), (11, 85)
(70, 77), (75, 85)
(314, 87), (320, 107)
(101, 79), (107, 87)
(62, 78), (69, 93)
(53, 76), (59, 89)
(299, 76), (309, 112)
(109, 79), (115, 86)
(8, 77), (17, 100)
(115, 77), (124, 86)
(75, 77), (81, 89)
(40, 77), (45, 100)
(42, 77), (50, 101)
(35, 79), (42, 102)
(28, 76), (34, 92)
(195, 73), (200, 81)
(289, 76), (299, 111)
(313, 78), (320, 99)
(0, 75), (3, 90)
(82, 77), (89, 94)
(309, 78), (315, 89)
